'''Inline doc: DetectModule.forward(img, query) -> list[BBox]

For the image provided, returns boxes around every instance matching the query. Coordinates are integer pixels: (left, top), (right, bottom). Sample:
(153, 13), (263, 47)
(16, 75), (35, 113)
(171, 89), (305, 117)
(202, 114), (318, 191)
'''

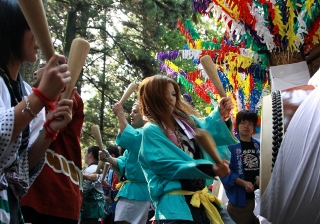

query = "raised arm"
(112, 101), (128, 133)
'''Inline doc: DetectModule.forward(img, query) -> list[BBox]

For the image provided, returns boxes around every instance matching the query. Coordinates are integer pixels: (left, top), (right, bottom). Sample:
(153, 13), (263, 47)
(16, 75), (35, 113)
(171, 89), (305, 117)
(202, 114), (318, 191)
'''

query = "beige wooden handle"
(18, 0), (54, 62)
(119, 83), (138, 105)
(195, 128), (223, 165)
(200, 55), (226, 98)
(91, 125), (105, 174)
(61, 38), (90, 99)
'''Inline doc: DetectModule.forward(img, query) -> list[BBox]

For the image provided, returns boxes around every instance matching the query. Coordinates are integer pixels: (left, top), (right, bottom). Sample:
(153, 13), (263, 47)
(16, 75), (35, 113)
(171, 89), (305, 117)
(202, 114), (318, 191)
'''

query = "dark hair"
(119, 147), (126, 156)
(235, 110), (258, 133)
(107, 145), (120, 158)
(87, 146), (100, 161)
(0, 0), (30, 69)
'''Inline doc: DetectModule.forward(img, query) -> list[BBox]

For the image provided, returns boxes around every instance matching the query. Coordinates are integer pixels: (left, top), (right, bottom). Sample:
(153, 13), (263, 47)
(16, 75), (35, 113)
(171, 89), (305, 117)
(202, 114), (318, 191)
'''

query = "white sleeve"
(261, 86), (320, 224)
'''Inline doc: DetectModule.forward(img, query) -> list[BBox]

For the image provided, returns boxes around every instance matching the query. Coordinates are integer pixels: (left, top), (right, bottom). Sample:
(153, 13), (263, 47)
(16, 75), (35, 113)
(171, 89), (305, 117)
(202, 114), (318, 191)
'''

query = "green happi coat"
(138, 107), (238, 221)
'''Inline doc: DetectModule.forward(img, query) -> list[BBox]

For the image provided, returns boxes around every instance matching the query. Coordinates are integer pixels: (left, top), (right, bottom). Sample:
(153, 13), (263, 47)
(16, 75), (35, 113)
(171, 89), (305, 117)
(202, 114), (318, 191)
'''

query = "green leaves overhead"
(43, 0), (195, 150)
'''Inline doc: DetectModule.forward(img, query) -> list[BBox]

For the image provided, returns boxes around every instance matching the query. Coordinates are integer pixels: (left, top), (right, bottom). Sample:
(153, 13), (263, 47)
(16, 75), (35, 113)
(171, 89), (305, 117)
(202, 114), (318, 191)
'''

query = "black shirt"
(240, 140), (259, 199)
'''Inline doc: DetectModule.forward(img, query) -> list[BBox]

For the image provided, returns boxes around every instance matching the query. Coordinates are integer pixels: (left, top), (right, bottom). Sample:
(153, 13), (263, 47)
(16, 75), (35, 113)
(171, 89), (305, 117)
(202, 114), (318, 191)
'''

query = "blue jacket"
(116, 125), (151, 201)
(220, 136), (260, 207)
(138, 107), (238, 221)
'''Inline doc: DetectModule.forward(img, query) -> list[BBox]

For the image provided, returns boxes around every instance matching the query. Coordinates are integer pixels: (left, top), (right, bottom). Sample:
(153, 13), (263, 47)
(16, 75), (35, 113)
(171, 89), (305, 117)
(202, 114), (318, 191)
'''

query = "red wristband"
(32, 87), (57, 112)
(43, 117), (60, 141)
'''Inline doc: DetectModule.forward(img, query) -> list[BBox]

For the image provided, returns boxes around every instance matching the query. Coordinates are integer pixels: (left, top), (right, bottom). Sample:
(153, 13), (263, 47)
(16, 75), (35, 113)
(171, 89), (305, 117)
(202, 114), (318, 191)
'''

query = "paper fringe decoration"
(157, 16), (275, 133)
(186, 0), (320, 133)
(192, 0), (320, 53)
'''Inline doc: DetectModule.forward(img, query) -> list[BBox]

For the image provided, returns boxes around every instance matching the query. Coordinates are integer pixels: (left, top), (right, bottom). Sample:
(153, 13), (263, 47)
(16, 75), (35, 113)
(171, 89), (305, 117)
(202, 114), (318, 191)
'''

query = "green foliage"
(43, 0), (201, 161)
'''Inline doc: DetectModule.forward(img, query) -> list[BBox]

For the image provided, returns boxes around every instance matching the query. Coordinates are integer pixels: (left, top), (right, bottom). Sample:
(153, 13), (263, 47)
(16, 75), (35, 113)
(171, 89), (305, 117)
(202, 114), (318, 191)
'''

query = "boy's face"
(84, 150), (91, 165)
(238, 119), (254, 136)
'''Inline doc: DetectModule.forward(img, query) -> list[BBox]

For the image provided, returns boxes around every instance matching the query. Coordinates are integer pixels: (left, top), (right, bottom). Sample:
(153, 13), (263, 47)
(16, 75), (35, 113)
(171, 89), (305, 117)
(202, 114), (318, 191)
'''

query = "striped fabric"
(0, 190), (10, 224)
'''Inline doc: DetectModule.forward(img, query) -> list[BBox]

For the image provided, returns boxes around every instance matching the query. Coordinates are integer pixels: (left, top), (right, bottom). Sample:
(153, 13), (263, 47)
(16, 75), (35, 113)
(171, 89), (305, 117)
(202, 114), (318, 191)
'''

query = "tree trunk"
(64, 10), (77, 56)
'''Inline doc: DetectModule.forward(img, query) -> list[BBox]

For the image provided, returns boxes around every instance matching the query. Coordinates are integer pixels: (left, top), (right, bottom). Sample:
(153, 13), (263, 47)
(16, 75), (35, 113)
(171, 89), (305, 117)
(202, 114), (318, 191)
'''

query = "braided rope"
(45, 149), (83, 190)
(271, 90), (283, 172)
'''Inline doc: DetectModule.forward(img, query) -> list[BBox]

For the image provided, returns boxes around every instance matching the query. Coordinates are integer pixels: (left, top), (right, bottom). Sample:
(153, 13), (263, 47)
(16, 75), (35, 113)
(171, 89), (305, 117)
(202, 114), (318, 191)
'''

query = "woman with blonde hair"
(138, 75), (238, 224)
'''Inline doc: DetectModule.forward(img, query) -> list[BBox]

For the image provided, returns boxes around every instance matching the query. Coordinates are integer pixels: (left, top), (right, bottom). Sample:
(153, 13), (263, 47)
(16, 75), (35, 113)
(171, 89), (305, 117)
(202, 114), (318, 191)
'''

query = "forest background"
(20, 0), (221, 164)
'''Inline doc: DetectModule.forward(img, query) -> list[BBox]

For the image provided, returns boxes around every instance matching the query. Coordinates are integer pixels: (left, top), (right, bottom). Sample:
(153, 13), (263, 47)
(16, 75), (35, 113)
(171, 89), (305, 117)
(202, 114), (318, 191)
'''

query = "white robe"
(260, 86), (320, 224)
(0, 76), (45, 223)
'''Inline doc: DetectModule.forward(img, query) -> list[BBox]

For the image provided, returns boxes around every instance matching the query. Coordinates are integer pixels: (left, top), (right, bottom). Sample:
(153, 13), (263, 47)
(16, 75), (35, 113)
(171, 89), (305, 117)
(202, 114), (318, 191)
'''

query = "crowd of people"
(0, 0), (260, 223)
(4, 0), (318, 224)
(84, 75), (262, 224)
